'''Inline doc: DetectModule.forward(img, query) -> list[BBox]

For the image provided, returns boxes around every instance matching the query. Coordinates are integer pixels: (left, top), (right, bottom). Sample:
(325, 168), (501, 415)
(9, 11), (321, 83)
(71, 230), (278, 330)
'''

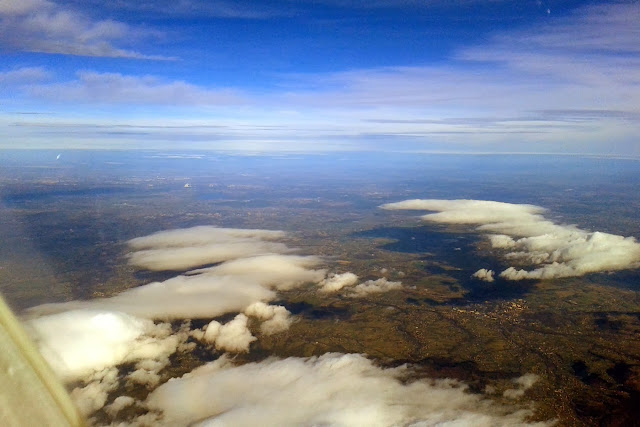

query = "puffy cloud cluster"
(318, 272), (403, 297)
(318, 272), (359, 293)
(244, 302), (293, 335)
(104, 396), (136, 418)
(473, 268), (495, 282)
(348, 278), (403, 297)
(27, 309), (189, 418)
(69, 368), (120, 416)
(203, 314), (256, 353)
(382, 199), (640, 280)
(141, 353), (547, 427)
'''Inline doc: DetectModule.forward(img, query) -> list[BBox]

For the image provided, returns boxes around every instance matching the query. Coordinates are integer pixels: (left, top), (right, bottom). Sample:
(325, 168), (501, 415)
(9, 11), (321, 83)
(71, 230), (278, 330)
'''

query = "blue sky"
(1, 0), (639, 154)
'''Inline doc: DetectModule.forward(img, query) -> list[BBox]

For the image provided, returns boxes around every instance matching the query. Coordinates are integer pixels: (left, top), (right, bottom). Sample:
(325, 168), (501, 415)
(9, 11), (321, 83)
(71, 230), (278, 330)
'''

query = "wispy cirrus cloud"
(0, 0), (171, 59)
(0, 66), (51, 84)
(60, 0), (523, 20)
(28, 71), (244, 105)
(456, 2), (640, 106)
(462, 2), (640, 57)
(264, 2), (640, 152)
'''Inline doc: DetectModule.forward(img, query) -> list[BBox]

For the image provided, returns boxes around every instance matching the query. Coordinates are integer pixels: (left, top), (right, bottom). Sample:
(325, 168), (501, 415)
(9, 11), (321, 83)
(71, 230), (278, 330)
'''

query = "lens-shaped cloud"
(29, 227), (325, 319)
(127, 226), (289, 271)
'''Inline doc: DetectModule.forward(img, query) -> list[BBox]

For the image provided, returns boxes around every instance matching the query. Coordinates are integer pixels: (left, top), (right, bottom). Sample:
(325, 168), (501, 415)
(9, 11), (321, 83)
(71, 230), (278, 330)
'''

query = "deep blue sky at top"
(10, 0), (580, 87)
(1, 0), (638, 153)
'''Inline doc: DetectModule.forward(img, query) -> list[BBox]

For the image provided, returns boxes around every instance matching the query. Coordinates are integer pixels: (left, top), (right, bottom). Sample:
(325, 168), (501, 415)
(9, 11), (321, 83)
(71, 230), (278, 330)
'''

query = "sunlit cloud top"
(1, 0), (639, 154)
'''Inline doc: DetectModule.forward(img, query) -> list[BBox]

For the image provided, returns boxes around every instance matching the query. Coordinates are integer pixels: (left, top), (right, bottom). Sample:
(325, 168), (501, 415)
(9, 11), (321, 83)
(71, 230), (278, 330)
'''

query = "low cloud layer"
(128, 226), (285, 250)
(382, 199), (640, 280)
(127, 226), (288, 271)
(142, 353), (546, 426)
(25, 225), (548, 425)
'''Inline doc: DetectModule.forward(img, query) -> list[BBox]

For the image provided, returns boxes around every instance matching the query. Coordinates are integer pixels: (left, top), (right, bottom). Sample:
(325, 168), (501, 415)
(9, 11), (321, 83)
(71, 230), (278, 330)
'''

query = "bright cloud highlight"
(27, 309), (183, 381)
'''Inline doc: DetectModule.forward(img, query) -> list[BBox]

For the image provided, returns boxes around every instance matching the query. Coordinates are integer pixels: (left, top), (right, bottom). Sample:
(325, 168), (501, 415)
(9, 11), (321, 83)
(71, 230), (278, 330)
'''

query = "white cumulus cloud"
(244, 301), (293, 335)
(318, 272), (359, 293)
(473, 268), (495, 282)
(348, 278), (403, 297)
(203, 314), (256, 353)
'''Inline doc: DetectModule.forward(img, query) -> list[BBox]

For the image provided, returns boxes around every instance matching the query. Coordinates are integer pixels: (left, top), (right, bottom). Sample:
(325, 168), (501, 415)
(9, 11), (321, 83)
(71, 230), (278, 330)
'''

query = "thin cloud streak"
(0, 67), (51, 84)
(28, 71), (244, 106)
(63, 0), (292, 20)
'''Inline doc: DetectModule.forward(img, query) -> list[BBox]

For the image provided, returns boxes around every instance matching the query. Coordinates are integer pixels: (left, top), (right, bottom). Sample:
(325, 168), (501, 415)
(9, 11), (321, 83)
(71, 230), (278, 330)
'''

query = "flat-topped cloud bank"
(381, 199), (640, 280)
